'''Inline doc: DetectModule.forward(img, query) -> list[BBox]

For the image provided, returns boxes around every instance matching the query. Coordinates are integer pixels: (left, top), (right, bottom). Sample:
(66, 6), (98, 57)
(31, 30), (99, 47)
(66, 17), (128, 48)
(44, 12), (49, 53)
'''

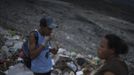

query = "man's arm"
(29, 32), (45, 59)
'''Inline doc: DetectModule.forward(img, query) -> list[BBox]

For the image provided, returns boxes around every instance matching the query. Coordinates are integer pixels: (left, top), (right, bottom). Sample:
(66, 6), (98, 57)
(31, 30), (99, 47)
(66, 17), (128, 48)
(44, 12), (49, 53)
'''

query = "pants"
(34, 71), (51, 75)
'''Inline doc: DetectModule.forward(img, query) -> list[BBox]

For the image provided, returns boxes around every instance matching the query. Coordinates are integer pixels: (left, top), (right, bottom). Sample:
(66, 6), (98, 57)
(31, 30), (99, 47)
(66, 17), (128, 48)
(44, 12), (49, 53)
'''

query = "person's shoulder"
(107, 58), (127, 68)
(104, 71), (115, 75)
(29, 32), (35, 37)
(29, 31), (38, 37)
(95, 58), (128, 75)
(102, 58), (128, 75)
(28, 31), (38, 41)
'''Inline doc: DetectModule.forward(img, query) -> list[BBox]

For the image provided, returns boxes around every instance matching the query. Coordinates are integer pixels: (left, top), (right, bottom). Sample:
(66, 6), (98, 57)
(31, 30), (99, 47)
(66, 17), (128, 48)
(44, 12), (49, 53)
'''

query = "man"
(29, 16), (58, 75)
(92, 34), (128, 75)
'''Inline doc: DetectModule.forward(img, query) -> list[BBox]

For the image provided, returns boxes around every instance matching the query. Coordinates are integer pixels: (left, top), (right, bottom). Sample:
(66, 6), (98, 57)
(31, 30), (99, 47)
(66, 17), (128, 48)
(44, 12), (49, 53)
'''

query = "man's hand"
(50, 48), (58, 55)
(41, 36), (51, 47)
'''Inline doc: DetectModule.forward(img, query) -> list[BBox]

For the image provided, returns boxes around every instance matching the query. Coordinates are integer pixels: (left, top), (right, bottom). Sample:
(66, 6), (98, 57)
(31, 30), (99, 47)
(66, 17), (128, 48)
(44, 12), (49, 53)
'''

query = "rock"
(1, 46), (9, 58)
(13, 41), (23, 50)
(76, 58), (88, 67)
(8, 30), (16, 36)
(57, 48), (70, 56)
(51, 69), (62, 75)
(0, 27), (10, 36)
(0, 34), (4, 49)
(6, 63), (34, 75)
(0, 49), (8, 64)
(0, 71), (5, 75)
(5, 40), (14, 47)
(0, 53), (5, 63)
(8, 47), (17, 55)
(93, 57), (100, 65)
(70, 52), (77, 58)
(88, 54), (93, 59)
(12, 35), (21, 40)
(76, 71), (83, 75)
(67, 61), (78, 72)
(76, 54), (84, 58)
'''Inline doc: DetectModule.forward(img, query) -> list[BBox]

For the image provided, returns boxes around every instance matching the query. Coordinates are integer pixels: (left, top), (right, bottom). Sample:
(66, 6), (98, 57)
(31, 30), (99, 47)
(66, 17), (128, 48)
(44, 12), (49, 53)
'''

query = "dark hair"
(40, 17), (47, 27)
(105, 34), (128, 55)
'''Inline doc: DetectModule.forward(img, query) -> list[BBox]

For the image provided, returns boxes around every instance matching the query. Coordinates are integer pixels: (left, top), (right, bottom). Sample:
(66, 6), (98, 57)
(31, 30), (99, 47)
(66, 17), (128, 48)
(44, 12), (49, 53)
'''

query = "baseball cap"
(40, 16), (58, 29)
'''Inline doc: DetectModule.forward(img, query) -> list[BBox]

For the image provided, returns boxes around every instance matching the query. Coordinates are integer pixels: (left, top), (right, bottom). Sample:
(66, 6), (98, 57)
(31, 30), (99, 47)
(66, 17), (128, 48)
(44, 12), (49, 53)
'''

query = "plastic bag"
(6, 63), (33, 75)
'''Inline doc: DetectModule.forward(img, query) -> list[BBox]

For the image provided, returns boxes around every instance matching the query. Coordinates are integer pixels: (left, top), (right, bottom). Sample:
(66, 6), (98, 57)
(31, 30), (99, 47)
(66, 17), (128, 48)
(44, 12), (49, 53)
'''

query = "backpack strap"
(27, 31), (38, 57)
(31, 31), (38, 45)
(28, 31), (38, 46)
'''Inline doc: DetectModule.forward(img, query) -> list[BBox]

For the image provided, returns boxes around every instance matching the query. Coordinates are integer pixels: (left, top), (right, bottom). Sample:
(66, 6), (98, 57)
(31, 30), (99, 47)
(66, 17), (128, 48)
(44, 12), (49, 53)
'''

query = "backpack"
(22, 31), (38, 69)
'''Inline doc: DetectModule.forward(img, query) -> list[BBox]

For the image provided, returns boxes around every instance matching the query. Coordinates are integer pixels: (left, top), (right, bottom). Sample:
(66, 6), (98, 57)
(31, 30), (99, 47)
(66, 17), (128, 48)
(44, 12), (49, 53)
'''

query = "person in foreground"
(29, 16), (58, 75)
(93, 34), (129, 75)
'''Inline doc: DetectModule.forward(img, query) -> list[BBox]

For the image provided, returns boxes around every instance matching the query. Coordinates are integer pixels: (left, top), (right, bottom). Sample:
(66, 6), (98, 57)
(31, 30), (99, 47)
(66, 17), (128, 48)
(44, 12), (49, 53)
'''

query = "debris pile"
(0, 28), (134, 75)
(0, 29), (101, 75)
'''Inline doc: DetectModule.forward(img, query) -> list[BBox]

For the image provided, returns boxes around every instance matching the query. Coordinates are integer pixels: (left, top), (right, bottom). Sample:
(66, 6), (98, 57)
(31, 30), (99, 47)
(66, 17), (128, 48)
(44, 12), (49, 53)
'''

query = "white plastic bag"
(6, 63), (33, 75)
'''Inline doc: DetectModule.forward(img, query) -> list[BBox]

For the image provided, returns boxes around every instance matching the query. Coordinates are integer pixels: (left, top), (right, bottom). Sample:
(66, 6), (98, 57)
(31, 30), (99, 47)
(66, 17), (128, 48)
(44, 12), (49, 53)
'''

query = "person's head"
(98, 34), (128, 59)
(39, 16), (58, 36)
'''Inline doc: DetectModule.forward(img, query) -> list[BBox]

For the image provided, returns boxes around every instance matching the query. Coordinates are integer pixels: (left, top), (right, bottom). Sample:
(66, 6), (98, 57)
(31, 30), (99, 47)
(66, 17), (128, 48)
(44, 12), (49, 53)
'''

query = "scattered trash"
(5, 41), (14, 47)
(57, 48), (69, 56)
(67, 61), (77, 72)
(8, 30), (16, 36)
(70, 52), (77, 58)
(0, 29), (133, 75)
(6, 63), (33, 75)
(13, 41), (23, 51)
(76, 71), (83, 75)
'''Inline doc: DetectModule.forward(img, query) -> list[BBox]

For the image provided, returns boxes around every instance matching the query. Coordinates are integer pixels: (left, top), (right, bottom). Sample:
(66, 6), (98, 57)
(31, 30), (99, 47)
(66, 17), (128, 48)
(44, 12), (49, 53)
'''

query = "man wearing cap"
(29, 16), (58, 75)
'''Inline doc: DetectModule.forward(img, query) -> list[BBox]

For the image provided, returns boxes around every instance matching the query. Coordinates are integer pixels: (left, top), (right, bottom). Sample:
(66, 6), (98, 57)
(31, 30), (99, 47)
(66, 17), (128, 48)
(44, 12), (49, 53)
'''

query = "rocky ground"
(0, 0), (134, 74)
(61, 0), (134, 23)
(0, 34), (4, 48)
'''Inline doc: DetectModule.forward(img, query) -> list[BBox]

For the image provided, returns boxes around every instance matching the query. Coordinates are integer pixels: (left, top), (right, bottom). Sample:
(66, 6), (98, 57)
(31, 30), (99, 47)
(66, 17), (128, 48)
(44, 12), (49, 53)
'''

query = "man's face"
(41, 26), (52, 36)
(98, 38), (112, 59)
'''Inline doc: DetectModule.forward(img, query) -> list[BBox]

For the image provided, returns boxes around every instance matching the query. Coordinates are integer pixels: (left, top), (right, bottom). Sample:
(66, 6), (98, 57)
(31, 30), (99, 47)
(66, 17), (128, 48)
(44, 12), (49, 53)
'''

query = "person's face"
(41, 26), (52, 36)
(98, 38), (113, 59)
